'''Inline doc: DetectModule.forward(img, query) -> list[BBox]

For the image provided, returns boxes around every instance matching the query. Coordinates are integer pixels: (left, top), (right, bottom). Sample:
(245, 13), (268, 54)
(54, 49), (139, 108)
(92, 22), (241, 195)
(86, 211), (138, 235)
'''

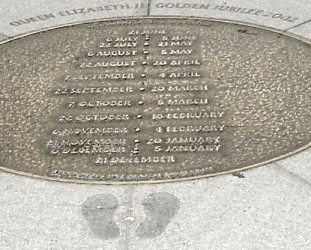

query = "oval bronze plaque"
(0, 17), (310, 183)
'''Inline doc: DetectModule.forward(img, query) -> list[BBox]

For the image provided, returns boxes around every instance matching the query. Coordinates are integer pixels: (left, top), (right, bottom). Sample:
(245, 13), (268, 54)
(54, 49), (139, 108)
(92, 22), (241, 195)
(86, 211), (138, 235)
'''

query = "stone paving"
(0, 0), (310, 249)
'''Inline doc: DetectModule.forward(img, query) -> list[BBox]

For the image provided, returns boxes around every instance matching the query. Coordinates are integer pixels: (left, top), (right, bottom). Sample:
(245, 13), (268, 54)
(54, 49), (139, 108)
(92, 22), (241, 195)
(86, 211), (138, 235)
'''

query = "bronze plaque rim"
(0, 16), (310, 185)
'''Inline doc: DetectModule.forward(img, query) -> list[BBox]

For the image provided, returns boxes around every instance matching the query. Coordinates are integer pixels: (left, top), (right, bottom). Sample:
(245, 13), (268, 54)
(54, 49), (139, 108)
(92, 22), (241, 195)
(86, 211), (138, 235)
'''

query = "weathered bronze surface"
(0, 17), (310, 183)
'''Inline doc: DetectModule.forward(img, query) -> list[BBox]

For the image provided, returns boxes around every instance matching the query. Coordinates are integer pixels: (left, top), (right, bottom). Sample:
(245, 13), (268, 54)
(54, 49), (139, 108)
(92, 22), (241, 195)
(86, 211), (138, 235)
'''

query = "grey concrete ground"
(0, 0), (311, 249)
